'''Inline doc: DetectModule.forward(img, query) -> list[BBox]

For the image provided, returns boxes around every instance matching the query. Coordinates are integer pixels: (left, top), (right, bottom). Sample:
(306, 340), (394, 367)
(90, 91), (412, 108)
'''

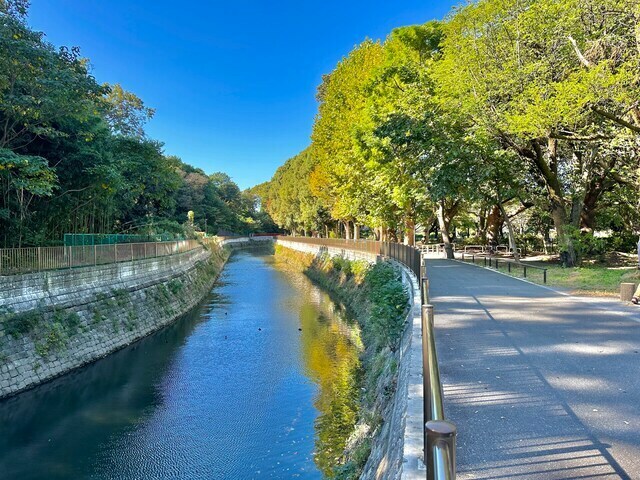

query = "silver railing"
(421, 259), (457, 480)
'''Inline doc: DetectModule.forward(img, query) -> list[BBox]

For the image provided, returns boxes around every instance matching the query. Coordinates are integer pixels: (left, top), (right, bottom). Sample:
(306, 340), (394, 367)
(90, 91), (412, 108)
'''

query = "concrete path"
(426, 259), (640, 480)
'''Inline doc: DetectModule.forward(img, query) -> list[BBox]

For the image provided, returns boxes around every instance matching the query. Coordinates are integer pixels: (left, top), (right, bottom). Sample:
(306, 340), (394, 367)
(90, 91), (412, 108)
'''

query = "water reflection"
(270, 259), (361, 477)
(0, 251), (361, 479)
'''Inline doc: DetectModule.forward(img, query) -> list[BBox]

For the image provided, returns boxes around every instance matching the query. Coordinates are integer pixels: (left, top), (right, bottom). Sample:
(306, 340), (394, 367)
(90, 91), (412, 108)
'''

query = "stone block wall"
(0, 246), (228, 399)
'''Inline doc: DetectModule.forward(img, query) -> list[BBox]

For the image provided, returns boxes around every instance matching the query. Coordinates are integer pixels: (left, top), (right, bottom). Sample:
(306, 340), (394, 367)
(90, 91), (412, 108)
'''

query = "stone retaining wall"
(0, 246), (228, 399)
(274, 238), (424, 479)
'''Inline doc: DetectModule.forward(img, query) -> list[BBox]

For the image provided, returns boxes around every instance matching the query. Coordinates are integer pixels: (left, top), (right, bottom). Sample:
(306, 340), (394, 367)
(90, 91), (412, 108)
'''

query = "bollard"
(621, 283), (637, 302)
(426, 420), (457, 480)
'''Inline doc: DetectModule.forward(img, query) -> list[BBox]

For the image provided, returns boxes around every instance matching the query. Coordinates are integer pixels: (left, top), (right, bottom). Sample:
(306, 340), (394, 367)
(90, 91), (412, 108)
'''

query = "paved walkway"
(426, 259), (640, 480)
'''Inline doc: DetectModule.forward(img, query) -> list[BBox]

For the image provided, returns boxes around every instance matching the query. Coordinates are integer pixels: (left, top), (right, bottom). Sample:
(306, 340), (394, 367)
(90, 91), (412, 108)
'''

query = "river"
(0, 250), (362, 479)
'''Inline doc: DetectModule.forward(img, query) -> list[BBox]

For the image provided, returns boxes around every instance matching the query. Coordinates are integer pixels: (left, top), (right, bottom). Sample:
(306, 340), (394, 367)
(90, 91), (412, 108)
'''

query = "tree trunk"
(497, 199), (520, 261)
(486, 205), (503, 245)
(404, 218), (415, 246)
(437, 201), (454, 259)
(530, 138), (578, 266)
(354, 224), (360, 240)
(344, 221), (351, 240)
(477, 207), (488, 243)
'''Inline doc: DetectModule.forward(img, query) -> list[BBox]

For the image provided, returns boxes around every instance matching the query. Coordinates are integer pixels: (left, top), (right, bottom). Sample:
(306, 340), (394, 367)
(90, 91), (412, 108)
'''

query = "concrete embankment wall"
(273, 238), (425, 480)
(0, 245), (228, 399)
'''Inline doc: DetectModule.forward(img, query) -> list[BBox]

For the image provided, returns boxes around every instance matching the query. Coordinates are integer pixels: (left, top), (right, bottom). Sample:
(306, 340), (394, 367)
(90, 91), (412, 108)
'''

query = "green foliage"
(331, 256), (352, 276)
(52, 309), (81, 335)
(167, 278), (183, 295)
(35, 322), (66, 358)
(260, 0), (640, 265)
(364, 262), (408, 349)
(0, 6), (275, 247)
(112, 288), (130, 307)
(3, 309), (40, 338)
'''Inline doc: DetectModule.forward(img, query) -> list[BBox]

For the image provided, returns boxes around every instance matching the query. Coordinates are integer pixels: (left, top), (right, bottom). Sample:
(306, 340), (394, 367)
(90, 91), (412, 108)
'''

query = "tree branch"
(592, 106), (640, 133)
(567, 35), (592, 68)
(550, 132), (614, 141)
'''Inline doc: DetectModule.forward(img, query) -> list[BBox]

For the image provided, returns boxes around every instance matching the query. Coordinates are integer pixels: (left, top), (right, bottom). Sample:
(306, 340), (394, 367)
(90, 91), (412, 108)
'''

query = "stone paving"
(427, 259), (640, 480)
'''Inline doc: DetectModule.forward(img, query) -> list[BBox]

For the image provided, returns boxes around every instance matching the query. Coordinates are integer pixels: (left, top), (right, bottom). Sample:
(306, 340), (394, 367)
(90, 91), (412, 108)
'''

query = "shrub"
(364, 262), (408, 349)
(3, 309), (41, 338)
(35, 322), (66, 357)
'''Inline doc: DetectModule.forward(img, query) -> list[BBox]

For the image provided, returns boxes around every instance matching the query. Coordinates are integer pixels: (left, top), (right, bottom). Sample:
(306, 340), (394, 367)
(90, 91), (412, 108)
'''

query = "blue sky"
(28, 0), (460, 189)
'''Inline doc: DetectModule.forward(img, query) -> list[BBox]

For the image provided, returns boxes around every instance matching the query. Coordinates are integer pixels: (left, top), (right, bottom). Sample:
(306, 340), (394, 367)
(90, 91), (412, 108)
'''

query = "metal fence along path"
(0, 239), (203, 276)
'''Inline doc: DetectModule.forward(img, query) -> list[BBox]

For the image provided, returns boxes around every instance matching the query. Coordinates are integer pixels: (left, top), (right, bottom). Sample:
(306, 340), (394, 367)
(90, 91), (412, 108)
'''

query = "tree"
(435, 0), (640, 265)
(102, 84), (155, 138)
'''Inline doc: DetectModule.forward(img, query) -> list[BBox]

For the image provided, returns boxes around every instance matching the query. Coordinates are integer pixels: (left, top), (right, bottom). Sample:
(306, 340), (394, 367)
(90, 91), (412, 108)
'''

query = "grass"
(526, 263), (640, 296)
(472, 255), (640, 296)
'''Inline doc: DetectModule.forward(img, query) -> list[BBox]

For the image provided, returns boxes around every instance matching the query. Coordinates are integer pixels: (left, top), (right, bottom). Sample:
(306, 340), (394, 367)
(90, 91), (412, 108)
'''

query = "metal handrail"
(279, 236), (456, 479)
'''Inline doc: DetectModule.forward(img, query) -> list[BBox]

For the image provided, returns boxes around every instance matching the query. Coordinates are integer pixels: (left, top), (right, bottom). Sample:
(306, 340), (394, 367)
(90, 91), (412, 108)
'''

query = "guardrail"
(280, 236), (456, 479)
(0, 239), (203, 276)
(459, 252), (548, 283)
(420, 243), (456, 255)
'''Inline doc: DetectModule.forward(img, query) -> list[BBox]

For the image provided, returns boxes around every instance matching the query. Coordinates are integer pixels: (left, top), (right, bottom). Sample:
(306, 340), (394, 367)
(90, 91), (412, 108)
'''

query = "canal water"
(0, 250), (362, 479)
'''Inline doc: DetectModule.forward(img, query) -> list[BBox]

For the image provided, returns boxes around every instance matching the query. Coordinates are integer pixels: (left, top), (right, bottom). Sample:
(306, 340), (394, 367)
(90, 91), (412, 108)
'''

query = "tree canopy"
(258, 0), (640, 266)
(0, 3), (274, 247)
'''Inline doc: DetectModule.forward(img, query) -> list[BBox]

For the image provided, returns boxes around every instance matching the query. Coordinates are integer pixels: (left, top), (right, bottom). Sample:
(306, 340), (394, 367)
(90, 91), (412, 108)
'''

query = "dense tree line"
(0, 1), (275, 248)
(258, 0), (640, 266)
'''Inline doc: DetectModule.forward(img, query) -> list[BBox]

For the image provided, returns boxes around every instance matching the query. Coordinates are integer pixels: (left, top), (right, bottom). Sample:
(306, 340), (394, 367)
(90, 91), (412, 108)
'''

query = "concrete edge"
(390, 261), (427, 480)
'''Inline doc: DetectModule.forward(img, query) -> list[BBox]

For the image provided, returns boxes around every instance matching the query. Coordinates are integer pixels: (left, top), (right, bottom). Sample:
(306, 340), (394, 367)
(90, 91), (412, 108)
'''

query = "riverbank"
(0, 243), (230, 399)
(274, 245), (409, 479)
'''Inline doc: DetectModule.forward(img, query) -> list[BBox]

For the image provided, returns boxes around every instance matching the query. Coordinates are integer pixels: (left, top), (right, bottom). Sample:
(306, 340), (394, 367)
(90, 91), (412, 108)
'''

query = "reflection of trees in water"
(298, 294), (361, 477)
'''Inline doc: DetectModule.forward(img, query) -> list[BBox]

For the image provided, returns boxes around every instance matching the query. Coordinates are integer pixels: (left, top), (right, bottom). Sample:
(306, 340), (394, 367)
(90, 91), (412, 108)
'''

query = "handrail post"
(426, 420), (457, 480)
(422, 277), (429, 304)
(422, 304), (431, 447)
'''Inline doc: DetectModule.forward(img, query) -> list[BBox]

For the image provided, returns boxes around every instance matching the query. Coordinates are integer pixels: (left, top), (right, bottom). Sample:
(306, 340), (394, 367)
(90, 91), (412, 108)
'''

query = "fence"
(0, 240), (203, 276)
(63, 233), (184, 246)
(275, 237), (422, 279)
(279, 236), (456, 479)
(420, 243), (456, 255)
(459, 252), (548, 283)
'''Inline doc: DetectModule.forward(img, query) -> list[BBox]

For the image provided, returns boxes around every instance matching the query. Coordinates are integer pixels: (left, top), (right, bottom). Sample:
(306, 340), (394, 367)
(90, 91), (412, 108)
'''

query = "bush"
(364, 262), (408, 349)
(332, 256), (352, 275)
(3, 309), (41, 338)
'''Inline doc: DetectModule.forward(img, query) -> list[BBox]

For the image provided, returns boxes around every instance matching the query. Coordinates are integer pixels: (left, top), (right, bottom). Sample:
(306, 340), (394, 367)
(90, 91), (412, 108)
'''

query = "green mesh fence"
(63, 233), (183, 246)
